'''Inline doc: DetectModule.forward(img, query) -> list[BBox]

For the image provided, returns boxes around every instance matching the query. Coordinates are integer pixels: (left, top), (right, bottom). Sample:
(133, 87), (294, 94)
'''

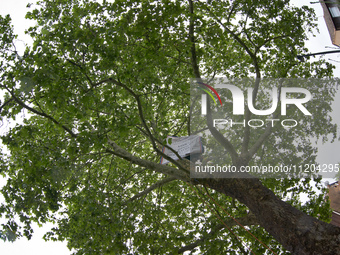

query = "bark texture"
(205, 177), (340, 255)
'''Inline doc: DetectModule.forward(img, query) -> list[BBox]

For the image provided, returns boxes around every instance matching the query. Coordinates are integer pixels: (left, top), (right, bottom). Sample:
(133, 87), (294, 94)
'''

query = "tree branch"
(189, 0), (238, 164)
(199, 3), (261, 78)
(106, 138), (189, 182)
(206, 96), (238, 164)
(7, 89), (77, 138)
(178, 214), (258, 254)
(66, 58), (94, 87)
(123, 176), (177, 205)
(247, 115), (277, 159)
(226, 1), (238, 24)
(256, 35), (290, 53)
(205, 177), (340, 255)
(188, 0), (201, 79)
(98, 77), (190, 173)
(0, 98), (14, 113)
(241, 78), (261, 157)
(195, 2), (267, 163)
(247, 78), (285, 159)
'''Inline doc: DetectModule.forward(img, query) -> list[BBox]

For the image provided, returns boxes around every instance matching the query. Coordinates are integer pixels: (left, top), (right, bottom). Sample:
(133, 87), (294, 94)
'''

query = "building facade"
(328, 181), (340, 227)
(321, 0), (340, 46)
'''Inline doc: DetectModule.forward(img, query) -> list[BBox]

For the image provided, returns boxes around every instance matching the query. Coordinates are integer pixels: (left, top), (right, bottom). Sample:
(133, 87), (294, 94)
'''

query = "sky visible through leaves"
(0, 0), (340, 254)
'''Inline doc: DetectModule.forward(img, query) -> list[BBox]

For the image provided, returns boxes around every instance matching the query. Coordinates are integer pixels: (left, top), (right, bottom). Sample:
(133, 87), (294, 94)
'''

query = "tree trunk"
(205, 177), (340, 255)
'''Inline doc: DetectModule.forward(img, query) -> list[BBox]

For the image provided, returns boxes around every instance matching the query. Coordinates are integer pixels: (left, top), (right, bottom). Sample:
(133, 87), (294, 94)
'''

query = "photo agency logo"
(197, 80), (312, 128)
(191, 78), (340, 179)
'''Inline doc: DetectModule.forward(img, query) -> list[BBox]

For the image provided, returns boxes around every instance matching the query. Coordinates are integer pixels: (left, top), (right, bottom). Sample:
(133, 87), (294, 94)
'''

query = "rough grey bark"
(203, 176), (340, 255)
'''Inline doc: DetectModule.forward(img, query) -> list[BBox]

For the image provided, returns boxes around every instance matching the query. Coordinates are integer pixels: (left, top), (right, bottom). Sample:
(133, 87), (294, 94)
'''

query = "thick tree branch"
(206, 96), (238, 164)
(247, 117), (276, 159)
(106, 138), (189, 182)
(205, 177), (340, 255)
(188, 0), (201, 79)
(200, 3), (264, 161)
(189, 0), (238, 164)
(242, 107), (251, 156)
(241, 78), (261, 157)
(188, 95), (200, 135)
(247, 78), (284, 159)
(178, 213), (258, 254)
(195, 2), (265, 163)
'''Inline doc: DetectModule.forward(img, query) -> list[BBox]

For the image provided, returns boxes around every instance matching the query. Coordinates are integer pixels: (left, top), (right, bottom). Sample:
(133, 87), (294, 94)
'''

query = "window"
(329, 7), (340, 18)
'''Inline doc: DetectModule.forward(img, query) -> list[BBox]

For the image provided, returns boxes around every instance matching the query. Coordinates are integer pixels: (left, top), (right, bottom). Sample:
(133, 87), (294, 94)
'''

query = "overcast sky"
(0, 1), (74, 255)
(0, 0), (340, 254)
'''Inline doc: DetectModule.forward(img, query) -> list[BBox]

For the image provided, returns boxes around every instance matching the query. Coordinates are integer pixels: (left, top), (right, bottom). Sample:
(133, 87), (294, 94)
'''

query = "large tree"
(0, 0), (340, 254)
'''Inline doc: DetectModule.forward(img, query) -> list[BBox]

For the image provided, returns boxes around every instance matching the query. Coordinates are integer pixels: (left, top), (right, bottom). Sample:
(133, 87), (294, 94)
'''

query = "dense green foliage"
(0, 0), (338, 254)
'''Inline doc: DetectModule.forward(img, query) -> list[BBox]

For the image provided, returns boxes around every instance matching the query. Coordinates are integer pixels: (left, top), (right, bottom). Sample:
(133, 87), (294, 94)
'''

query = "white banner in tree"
(160, 135), (203, 164)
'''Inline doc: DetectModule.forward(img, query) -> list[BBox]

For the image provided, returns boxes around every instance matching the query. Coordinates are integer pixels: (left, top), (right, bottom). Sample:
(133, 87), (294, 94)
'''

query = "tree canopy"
(0, 0), (340, 254)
